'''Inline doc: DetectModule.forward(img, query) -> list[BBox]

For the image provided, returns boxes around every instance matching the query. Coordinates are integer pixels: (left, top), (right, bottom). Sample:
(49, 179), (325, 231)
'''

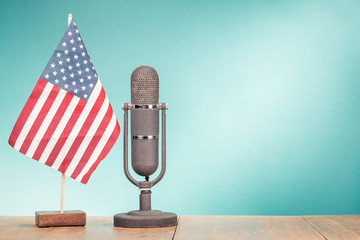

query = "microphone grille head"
(131, 65), (159, 104)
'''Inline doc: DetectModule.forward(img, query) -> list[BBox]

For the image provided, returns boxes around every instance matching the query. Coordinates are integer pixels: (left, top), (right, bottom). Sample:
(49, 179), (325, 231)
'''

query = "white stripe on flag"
(14, 82), (53, 151)
(65, 96), (110, 176)
(51, 80), (102, 170)
(38, 96), (80, 164)
(76, 111), (117, 182)
(25, 89), (67, 158)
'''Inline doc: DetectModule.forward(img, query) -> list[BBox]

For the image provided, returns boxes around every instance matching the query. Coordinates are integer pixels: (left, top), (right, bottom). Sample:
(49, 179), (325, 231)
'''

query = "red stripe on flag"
(8, 78), (47, 147)
(58, 88), (106, 173)
(18, 85), (60, 154)
(32, 92), (74, 161)
(70, 103), (114, 179)
(80, 119), (120, 184)
(45, 98), (87, 167)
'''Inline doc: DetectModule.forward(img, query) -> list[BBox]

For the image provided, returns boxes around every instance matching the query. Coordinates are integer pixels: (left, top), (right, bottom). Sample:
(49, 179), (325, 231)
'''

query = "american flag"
(8, 19), (120, 184)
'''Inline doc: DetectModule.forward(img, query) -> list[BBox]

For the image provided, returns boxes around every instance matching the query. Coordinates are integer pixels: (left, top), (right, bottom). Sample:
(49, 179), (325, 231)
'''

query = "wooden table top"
(0, 215), (359, 239)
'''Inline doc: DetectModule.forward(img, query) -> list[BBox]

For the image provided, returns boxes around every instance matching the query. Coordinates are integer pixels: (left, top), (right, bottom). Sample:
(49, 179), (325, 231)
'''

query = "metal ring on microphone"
(131, 104), (160, 109)
(122, 103), (168, 110)
(132, 135), (158, 140)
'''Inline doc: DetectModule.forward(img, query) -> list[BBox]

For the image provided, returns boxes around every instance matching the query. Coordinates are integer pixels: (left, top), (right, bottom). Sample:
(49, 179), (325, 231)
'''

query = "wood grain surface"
(303, 215), (360, 240)
(0, 216), (176, 240)
(0, 215), (359, 240)
(173, 216), (325, 240)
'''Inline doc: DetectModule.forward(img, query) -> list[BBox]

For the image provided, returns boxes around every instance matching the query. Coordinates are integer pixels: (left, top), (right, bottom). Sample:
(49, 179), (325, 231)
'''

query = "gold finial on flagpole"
(68, 13), (72, 26)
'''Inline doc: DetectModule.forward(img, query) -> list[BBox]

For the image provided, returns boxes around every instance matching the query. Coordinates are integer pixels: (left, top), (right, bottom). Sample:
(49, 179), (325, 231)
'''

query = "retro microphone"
(114, 65), (177, 228)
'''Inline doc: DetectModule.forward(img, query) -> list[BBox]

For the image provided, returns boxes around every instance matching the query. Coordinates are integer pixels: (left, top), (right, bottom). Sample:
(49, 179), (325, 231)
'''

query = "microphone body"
(131, 66), (159, 177)
(114, 65), (177, 228)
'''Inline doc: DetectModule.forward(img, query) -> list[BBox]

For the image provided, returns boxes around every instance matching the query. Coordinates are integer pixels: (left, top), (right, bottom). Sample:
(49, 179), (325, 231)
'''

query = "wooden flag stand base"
(35, 210), (86, 227)
(35, 171), (86, 227)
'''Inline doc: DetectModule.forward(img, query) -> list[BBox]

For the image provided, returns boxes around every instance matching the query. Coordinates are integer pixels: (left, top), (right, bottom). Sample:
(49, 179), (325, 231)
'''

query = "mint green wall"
(1, 0), (359, 216)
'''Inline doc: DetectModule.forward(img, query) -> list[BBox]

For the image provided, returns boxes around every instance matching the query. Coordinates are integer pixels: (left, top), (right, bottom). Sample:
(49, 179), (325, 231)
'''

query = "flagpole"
(60, 173), (65, 214)
(59, 13), (72, 215)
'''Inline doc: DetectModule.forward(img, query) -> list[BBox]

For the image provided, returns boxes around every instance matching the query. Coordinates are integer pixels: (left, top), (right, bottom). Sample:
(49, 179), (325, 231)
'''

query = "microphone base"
(114, 210), (177, 228)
